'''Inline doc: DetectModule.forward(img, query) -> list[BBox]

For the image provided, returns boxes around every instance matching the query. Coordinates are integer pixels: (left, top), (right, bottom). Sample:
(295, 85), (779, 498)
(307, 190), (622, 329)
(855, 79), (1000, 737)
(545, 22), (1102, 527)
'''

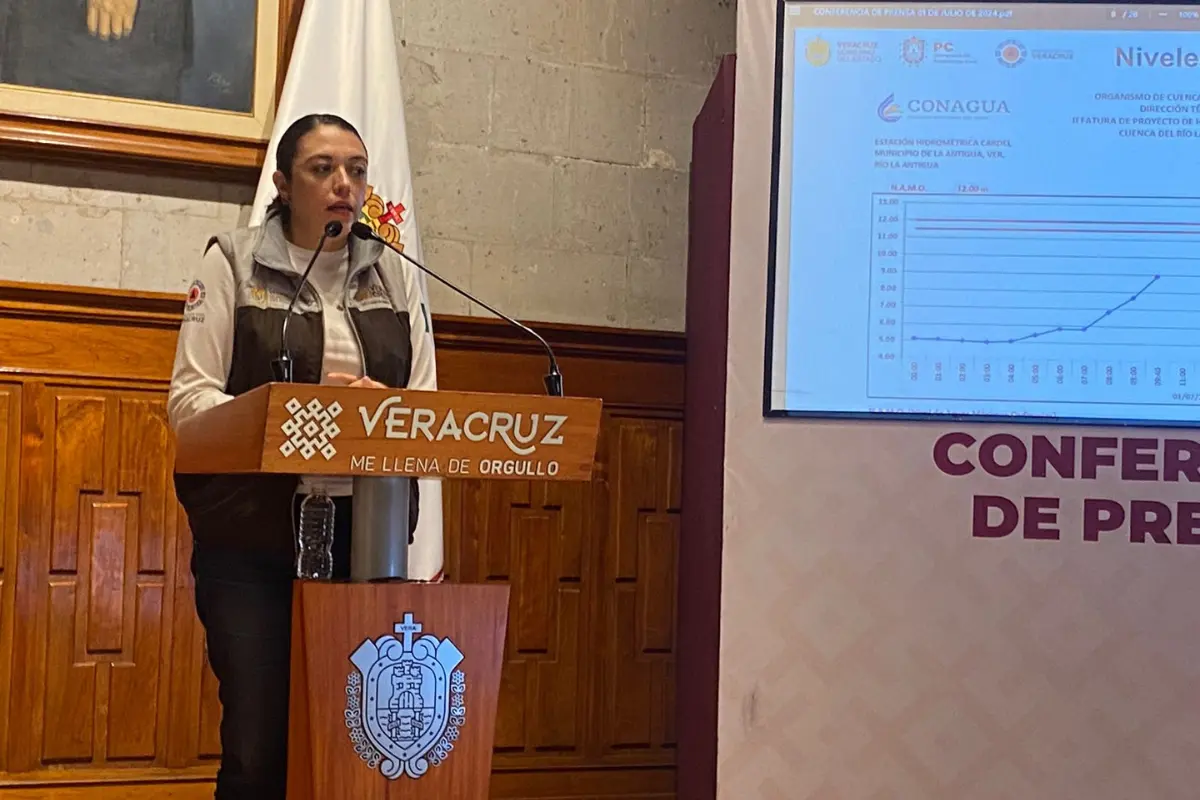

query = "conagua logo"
(279, 397), (343, 461)
(345, 613), (466, 780)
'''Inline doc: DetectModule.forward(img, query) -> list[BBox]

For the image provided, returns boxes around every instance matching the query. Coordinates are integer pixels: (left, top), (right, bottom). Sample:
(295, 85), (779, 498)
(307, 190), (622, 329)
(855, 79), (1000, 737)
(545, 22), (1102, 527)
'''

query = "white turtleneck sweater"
(285, 242), (359, 496)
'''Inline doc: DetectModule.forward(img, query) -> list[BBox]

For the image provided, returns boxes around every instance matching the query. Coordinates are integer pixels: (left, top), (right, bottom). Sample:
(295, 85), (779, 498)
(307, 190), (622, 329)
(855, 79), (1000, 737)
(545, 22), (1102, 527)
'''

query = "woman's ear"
(272, 170), (289, 204)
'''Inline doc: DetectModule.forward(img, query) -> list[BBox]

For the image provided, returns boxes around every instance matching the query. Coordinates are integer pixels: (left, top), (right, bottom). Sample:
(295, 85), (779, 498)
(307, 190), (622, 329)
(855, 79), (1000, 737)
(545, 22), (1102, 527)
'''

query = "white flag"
(251, 0), (444, 581)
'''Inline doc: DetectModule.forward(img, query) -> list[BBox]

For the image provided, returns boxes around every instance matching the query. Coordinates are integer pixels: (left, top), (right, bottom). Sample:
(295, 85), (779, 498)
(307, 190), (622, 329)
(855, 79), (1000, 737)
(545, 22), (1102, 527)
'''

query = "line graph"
(868, 193), (1200, 407)
(908, 274), (1161, 345)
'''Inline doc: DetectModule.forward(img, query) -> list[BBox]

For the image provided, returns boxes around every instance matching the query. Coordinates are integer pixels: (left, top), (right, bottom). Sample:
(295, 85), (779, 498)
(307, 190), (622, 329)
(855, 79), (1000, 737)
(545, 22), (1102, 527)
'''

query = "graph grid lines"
(867, 192), (1200, 408)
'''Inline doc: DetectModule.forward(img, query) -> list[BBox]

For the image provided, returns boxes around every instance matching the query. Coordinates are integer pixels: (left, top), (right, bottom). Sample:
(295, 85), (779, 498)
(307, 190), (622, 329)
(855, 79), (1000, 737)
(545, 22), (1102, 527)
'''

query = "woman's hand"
(326, 373), (388, 389)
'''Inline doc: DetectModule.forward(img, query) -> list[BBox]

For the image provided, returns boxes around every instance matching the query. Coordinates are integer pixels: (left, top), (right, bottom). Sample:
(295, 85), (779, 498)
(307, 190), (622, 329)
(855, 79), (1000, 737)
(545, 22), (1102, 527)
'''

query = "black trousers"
(191, 495), (353, 799)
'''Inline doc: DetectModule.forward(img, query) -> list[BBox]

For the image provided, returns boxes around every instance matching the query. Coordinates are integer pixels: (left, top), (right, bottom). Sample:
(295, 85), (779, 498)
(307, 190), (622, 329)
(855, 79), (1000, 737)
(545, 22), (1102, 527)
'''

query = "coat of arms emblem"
(804, 36), (830, 67)
(344, 613), (466, 779)
(901, 35), (925, 65)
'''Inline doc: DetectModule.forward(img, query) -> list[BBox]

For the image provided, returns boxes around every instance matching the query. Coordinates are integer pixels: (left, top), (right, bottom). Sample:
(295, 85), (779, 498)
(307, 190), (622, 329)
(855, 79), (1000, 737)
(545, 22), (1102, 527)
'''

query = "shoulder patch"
(183, 279), (207, 324)
(185, 279), (206, 309)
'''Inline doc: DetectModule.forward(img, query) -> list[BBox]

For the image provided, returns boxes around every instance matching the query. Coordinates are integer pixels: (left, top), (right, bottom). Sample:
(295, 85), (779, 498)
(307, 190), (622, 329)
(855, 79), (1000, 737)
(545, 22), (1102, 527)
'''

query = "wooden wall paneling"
(8, 385), (182, 773)
(114, 394), (176, 762)
(488, 765), (676, 798)
(0, 315), (179, 386)
(0, 771), (674, 800)
(0, 783), (217, 800)
(431, 316), (685, 410)
(10, 380), (53, 774)
(596, 411), (681, 764)
(444, 460), (596, 769)
(0, 384), (20, 774)
(0, 281), (686, 799)
(164, 497), (222, 769)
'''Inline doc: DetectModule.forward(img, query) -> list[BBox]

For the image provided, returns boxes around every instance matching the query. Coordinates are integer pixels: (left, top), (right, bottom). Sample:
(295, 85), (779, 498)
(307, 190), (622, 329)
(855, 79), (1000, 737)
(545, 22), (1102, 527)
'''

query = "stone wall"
(0, 0), (736, 331)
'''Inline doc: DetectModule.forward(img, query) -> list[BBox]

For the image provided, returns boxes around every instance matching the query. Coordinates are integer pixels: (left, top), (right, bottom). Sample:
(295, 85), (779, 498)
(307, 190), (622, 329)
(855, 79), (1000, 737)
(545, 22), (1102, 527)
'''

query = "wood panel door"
(7, 383), (220, 775)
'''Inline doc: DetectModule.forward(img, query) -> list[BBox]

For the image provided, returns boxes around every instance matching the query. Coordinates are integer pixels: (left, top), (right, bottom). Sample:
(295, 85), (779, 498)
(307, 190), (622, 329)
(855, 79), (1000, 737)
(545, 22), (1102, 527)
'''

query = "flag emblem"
(361, 185), (406, 251)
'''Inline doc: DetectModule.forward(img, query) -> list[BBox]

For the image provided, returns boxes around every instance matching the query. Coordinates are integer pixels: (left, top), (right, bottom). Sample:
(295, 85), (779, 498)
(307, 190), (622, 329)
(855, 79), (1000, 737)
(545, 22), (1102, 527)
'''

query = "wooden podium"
(175, 383), (603, 799)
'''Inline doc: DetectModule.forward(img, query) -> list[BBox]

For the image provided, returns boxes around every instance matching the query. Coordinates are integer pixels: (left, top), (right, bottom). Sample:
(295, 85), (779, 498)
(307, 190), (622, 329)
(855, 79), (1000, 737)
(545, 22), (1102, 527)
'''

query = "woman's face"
(274, 124), (369, 247)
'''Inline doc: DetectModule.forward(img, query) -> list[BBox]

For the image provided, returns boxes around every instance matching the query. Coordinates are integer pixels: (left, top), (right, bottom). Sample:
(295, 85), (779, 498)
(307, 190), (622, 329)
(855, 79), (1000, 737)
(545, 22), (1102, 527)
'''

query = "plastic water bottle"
(296, 489), (335, 580)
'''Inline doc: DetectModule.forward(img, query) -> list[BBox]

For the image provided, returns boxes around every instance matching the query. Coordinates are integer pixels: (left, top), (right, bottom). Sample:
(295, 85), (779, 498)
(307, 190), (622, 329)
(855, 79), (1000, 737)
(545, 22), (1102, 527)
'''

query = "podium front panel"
(262, 385), (601, 481)
(287, 581), (509, 799)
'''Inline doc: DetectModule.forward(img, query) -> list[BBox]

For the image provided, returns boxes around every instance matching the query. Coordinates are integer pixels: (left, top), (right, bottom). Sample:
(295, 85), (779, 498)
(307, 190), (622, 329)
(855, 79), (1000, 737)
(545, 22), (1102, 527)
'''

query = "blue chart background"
(779, 23), (1200, 423)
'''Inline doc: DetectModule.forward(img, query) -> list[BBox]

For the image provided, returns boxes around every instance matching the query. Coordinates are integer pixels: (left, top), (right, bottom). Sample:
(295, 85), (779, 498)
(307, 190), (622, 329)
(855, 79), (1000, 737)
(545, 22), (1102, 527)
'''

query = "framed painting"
(0, 0), (304, 177)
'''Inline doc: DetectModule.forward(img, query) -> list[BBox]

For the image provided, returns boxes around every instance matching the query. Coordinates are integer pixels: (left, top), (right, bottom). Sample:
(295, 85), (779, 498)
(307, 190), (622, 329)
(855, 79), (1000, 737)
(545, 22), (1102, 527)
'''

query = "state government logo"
(805, 36), (831, 66)
(901, 36), (925, 65)
(345, 613), (467, 780)
(279, 397), (342, 461)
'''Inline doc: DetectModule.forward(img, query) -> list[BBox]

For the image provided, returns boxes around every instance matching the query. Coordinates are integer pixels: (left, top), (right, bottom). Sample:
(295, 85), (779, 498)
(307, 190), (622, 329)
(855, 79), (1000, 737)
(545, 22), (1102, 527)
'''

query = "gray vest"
(206, 216), (415, 392)
(175, 214), (420, 568)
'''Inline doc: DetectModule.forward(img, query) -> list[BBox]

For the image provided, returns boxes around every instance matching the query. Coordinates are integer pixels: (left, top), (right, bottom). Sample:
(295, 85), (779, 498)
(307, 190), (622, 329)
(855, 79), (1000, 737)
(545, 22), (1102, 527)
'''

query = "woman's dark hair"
(264, 113), (365, 224)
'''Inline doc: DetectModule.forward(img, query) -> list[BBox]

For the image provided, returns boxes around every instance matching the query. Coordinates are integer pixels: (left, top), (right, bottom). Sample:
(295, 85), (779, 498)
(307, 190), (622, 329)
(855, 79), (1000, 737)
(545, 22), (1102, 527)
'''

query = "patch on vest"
(354, 281), (389, 304)
(187, 279), (206, 306)
(246, 284), (294, 310)
(183, 279), (206, 323)
(249, 286), (270, 307)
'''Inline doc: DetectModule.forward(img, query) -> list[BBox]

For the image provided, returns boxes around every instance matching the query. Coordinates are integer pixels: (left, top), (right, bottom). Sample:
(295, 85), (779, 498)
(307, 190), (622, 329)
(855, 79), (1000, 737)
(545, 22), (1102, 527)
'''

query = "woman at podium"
(165, 113), (436, 799)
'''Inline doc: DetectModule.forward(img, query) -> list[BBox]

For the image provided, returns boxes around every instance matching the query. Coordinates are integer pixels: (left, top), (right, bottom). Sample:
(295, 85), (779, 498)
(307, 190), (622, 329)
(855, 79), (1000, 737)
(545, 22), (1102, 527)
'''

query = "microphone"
(350, 221), (565, 396)
(272, 220), (344, 382)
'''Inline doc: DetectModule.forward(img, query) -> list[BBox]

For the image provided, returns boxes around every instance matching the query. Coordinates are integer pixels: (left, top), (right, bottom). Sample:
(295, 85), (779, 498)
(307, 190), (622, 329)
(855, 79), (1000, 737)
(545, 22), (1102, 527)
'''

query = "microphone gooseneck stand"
(350, 221), (565, 397)
(279, 219), (568, 584)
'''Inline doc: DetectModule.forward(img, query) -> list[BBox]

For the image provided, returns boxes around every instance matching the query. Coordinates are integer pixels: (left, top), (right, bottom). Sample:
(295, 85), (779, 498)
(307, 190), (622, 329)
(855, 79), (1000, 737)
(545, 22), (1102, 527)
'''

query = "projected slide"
(765, 2), (1200, 425)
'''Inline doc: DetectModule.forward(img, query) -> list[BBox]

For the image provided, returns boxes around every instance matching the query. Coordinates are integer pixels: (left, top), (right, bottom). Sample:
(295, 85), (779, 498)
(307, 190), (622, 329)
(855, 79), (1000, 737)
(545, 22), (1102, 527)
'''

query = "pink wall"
(716, 2), (1200, 796)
